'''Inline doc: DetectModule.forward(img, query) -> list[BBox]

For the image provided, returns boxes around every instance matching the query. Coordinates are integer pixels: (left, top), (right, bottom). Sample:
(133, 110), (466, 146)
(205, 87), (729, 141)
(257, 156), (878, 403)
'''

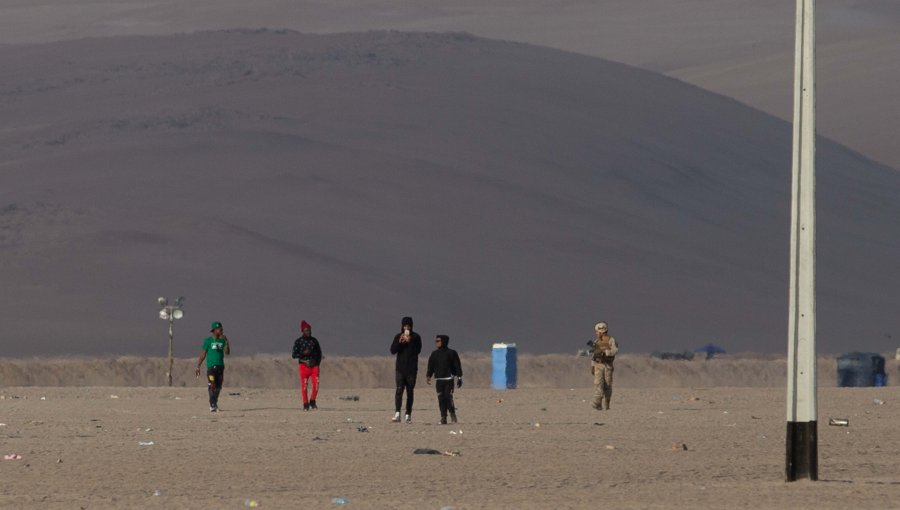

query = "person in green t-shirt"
(195, 321), (231, 412)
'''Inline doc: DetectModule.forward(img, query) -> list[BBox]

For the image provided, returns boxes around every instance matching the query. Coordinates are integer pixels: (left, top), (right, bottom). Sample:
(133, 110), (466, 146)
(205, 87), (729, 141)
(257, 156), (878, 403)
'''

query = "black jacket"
(292, 335), (322, 367)
(390, 331), (422, 374)
(426, 346), (462, 379)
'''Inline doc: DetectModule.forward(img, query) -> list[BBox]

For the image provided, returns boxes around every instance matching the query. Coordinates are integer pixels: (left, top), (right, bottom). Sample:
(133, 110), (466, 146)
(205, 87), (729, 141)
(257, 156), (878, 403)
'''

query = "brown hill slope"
(1, 0), (897, 170)
(1, 30), (898, 357)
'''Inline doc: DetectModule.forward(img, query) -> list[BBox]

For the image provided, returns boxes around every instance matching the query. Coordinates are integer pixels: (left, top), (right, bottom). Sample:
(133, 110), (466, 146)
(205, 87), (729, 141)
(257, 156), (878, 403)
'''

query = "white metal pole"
(786, 0), (818, 482)
(167, 316), (174, 387)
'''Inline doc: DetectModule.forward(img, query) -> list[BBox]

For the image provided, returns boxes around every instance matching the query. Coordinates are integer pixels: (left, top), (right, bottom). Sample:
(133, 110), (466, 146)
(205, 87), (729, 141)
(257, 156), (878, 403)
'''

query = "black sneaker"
(439, 417), (448, 425)
(309, 400), (317, 410)
(449, 412), (457, 424)
(303, 403), (310, 411)
(210, 405), (218, 413)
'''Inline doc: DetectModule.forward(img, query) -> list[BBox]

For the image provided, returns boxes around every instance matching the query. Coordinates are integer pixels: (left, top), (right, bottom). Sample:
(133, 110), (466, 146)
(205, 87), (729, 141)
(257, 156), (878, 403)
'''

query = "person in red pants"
(291, 320), (323, 410)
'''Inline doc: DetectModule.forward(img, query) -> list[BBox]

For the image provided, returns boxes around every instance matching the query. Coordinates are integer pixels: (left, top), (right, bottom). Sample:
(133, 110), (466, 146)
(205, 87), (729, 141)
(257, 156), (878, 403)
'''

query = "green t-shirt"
(202, 336), (228, 367)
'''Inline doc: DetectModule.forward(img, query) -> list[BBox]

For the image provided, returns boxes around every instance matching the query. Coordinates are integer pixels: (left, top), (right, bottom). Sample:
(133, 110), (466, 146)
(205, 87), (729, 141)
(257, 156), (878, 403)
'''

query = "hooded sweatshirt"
(390, 317), (422, 374)
(426, 338), (462, 380)
(292, 334), (322, 367)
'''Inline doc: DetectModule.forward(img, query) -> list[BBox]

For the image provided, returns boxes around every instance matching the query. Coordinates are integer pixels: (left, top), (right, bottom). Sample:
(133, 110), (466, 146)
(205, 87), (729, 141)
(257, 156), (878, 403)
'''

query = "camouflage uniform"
(590, 322), (618, 410)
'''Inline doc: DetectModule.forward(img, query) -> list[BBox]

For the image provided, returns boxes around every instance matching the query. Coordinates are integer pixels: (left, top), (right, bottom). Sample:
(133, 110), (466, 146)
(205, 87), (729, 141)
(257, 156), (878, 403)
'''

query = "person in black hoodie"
(426, 334), (463, 425)
(390, 316), (422, 423)
(291, 320), (322, 410)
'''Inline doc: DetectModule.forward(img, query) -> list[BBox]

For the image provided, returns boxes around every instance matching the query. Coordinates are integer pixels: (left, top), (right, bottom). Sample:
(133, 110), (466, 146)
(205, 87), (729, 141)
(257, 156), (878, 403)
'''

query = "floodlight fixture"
(157, 295), (186, 387)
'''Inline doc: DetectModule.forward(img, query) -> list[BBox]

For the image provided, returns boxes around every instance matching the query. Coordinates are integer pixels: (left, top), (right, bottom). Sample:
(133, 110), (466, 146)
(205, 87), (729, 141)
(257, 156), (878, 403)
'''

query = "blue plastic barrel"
(492, 343), (517, 390)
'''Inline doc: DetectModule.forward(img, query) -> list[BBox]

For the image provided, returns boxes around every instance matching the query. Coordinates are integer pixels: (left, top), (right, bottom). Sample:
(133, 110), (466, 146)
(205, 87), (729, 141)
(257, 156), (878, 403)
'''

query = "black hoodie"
(426, 337), (462, 380)
(292, 335), (322, 367)
(390, 318), (422, 374)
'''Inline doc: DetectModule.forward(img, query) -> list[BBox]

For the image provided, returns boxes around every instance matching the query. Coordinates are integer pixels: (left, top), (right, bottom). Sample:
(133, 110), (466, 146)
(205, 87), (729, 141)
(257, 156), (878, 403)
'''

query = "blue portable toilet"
(492, 342), (517, 390)
(836, 352), (886, 387)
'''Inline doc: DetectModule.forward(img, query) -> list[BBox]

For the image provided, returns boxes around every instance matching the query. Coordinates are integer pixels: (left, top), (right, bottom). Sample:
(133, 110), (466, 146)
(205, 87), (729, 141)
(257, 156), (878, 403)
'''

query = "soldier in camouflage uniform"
(590, 321), (618, 410)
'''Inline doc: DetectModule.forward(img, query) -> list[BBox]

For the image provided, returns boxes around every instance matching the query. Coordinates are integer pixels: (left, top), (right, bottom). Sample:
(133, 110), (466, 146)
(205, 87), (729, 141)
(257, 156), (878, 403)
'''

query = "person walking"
(590, 321), (618, 410)
(196, 321), (231, 412)
(390, 316), (422, 423)
(291, 320), (322, 410)
(426, 335), (463, 424)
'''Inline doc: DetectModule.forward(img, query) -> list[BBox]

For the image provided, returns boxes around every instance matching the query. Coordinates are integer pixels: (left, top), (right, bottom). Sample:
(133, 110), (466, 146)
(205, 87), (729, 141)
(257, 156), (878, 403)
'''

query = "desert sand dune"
(1, 30), (899, 358)
(0, 0), (896, 169)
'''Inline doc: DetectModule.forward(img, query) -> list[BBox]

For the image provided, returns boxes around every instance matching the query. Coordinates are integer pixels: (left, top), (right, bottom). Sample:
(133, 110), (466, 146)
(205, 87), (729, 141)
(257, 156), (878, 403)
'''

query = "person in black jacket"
(426, 334), (463, 425)
(291, 320), (322, 410)
(390, 316), (422, 423)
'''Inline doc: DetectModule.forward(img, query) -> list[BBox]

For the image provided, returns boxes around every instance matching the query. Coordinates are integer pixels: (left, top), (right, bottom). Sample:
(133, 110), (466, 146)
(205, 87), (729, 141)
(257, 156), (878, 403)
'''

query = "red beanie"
(300, 320), (311, 332)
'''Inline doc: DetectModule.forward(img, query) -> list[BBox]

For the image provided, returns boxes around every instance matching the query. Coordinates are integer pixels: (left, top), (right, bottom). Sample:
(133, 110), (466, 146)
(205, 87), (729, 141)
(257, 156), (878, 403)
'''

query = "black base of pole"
(786, 421), (818, 481)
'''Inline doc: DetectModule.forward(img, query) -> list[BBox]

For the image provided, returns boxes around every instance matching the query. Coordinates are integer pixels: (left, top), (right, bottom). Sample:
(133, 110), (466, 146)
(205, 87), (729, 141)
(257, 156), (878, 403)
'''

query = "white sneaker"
(392, 411), (401, 423)
(405, 414), (412, 424)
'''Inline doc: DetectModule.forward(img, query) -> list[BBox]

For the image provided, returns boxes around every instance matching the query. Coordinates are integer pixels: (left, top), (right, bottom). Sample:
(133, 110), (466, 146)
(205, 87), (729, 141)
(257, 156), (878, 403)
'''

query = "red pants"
(298, 364), (320, 404)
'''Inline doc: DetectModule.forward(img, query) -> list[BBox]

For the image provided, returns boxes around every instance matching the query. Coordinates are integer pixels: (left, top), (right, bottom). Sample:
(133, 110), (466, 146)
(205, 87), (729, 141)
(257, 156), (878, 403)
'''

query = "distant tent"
(694, 343), (727, 359)
(837, 352), (886, 387)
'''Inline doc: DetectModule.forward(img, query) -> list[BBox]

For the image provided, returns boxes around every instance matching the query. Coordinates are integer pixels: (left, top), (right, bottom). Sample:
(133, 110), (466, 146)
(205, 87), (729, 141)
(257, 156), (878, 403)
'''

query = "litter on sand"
(338, 395), (360, 401)
(413, 448), (460, 456)
(138, 441), (156, 446)
(828, 418), (849, 427)
(4, 454), (22, 460)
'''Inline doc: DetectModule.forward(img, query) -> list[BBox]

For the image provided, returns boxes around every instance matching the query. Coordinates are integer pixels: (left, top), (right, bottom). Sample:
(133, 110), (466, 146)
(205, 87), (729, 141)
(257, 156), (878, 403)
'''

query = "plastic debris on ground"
(332, 497), (348, 505)
(4, 454), (22, 460)
(138, 441), (155, 446)
(828, 418), (849, 427)
(413, 448), (460, 456)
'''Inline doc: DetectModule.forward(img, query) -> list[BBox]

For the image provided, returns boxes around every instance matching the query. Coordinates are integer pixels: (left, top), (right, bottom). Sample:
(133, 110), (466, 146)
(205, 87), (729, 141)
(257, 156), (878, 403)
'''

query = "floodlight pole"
(158, 296), (184, 387)
(167, 316), (175, 387)
(786, 0), (818, 482)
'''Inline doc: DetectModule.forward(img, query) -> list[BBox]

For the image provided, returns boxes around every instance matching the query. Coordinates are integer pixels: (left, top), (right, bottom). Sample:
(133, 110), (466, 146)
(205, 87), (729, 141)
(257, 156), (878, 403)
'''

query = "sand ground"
(1, 385), (898, 509)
